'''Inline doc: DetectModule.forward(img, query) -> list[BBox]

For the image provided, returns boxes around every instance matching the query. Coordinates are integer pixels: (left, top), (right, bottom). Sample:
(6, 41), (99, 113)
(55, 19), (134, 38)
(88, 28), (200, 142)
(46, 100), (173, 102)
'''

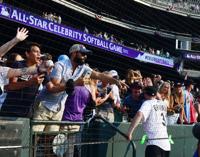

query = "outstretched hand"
(15, 27), (29, 42)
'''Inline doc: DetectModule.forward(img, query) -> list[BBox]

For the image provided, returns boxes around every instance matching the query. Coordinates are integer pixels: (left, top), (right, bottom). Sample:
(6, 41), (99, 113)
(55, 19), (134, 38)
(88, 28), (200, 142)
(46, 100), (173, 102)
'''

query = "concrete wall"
(83, 122), (197, 157)
(0, 117), (197, 157)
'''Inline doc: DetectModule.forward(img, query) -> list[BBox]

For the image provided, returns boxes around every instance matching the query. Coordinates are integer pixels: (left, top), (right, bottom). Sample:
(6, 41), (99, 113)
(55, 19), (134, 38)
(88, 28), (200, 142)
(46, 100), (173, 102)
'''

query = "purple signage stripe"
(184, 53), (200, 60)
(0, 3), (174, 67)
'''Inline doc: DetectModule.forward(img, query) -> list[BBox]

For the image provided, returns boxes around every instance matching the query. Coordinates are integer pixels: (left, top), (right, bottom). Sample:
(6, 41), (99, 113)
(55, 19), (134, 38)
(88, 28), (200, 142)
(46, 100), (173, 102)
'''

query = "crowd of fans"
(0, 27), (199, 156)
(0, 27), (199, 123)
(42, 12), (62, 24)
(84, 26), (171, 58)
(150, 0), (200, 14)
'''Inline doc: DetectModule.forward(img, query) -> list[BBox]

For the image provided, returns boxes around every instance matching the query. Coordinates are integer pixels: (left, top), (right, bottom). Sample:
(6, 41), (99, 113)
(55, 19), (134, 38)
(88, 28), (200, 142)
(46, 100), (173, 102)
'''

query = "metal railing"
(30, 115), (136, 157)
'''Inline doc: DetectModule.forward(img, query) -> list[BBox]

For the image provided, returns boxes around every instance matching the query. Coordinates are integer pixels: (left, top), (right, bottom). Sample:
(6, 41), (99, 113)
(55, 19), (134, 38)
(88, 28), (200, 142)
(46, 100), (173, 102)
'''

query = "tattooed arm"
(0, 28), (28, 58)
(4, 66), (44, 91)
(6, 66), (37, 78)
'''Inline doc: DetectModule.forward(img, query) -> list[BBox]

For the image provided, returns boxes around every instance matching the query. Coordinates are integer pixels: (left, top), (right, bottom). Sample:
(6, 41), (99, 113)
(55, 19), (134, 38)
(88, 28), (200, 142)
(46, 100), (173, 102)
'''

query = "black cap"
(130, 82), (142, 89)
(143, 86), (157, 96)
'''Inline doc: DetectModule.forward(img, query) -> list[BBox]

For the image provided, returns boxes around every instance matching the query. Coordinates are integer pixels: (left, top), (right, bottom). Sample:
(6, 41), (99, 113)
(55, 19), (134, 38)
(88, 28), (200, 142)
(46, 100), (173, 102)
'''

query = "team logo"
(0, 5), (10, 17)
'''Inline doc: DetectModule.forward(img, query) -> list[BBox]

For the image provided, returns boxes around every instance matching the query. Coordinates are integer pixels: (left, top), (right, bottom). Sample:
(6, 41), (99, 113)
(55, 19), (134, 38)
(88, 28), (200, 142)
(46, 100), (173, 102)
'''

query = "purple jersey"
(62, 86), (91, 121)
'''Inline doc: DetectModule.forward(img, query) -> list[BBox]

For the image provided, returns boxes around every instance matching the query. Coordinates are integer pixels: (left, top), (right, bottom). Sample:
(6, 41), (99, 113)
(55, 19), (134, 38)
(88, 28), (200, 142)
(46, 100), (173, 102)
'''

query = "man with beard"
(33, 44), (125, 133)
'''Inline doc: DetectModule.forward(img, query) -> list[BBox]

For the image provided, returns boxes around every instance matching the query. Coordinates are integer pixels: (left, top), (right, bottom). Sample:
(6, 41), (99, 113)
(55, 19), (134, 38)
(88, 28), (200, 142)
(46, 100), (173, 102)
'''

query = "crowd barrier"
(0, 116), (197, 157)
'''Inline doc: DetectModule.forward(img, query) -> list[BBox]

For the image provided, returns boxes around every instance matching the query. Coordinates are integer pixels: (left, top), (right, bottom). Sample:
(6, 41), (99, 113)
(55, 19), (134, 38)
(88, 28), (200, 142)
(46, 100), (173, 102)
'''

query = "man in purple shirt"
(62, 86), (91, 122)
(61, 85), (92, 157)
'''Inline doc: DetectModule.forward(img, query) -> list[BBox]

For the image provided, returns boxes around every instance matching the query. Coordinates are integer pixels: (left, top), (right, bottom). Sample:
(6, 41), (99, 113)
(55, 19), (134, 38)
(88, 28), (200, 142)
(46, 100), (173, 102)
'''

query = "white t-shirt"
(139, 99), (171, 151)
(0, 66), (10, 109)
(0, 66), (10, 86)
(110, 84), (120, 104)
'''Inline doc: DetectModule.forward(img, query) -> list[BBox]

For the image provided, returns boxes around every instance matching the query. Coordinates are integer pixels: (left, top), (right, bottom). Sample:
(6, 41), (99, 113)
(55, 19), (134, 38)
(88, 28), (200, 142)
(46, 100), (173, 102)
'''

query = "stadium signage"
(0, 3), (174, 68)
(184, 53), (200, 60)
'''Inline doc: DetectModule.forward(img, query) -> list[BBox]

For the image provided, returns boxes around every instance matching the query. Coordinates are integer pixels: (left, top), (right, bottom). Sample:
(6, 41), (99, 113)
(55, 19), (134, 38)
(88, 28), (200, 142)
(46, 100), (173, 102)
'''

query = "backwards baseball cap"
(143, 86), (157, 96)
(69, 44), (92, 54)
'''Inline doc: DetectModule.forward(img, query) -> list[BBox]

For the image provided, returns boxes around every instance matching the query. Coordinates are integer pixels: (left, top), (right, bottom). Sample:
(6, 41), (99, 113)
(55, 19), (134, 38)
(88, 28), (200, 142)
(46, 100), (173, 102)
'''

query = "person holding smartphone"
(1, 42), (44, 118)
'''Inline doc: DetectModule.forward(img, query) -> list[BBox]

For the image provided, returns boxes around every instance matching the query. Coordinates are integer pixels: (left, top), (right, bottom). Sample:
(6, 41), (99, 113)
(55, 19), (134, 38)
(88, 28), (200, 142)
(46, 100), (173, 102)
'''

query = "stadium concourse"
(0, 0), (200, 157)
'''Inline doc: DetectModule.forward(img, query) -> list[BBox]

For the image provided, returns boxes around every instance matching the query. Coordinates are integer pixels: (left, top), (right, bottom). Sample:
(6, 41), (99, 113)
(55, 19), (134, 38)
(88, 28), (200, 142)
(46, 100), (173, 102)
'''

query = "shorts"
(145, 145), (170, 157)
(97, 110), (114, 123)
(32, 102), (64, 132)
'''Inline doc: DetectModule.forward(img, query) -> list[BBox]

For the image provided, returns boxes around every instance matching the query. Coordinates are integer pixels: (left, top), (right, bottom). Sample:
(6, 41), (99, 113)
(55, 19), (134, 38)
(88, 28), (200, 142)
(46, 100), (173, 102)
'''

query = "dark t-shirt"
(0, 61), (39, 118)
(123, 94), (144, 119)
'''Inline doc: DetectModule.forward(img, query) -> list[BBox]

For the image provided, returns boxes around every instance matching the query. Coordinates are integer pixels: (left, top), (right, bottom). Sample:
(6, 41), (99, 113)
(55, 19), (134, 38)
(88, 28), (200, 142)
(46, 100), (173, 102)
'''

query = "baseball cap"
(109, 70), (118, 77)
(143, 86), (157, 96)
(45, 60), (54, 67)
(130, 82), (143, 89)
(69, 44), (92, 54)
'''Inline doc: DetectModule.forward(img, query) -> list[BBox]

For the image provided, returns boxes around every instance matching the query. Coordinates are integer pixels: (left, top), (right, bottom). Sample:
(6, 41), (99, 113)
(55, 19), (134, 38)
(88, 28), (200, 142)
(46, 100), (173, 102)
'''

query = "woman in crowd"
(143, 77), (153, 87)
(123, 69), (142, 96)
(158, 81), (171, 107)
(169, 82), (187, 124)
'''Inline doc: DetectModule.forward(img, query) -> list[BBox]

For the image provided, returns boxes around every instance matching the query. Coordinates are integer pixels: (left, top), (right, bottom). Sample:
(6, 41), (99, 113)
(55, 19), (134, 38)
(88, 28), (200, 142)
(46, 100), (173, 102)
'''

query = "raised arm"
(0, 28), (29, 57)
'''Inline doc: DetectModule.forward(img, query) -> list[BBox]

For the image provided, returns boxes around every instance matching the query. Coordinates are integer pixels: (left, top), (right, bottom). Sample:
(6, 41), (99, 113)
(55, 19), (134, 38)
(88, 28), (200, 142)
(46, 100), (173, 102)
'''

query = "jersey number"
(161, 113), (166, 126)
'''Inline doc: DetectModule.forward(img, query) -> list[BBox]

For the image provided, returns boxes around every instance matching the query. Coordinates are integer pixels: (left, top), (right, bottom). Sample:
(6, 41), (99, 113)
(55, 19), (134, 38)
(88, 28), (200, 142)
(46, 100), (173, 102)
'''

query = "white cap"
(109, 70), (118, 77)
(45, 60), (54, 67)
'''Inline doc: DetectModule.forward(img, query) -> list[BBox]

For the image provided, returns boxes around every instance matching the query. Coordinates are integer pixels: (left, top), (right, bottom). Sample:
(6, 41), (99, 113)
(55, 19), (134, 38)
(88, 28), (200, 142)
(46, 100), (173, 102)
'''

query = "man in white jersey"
(127, 86), (171, 157)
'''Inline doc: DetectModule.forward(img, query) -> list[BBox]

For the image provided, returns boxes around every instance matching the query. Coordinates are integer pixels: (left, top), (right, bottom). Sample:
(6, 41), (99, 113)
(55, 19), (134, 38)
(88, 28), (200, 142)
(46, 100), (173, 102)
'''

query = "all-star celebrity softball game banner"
(0, 3), (174, 68)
